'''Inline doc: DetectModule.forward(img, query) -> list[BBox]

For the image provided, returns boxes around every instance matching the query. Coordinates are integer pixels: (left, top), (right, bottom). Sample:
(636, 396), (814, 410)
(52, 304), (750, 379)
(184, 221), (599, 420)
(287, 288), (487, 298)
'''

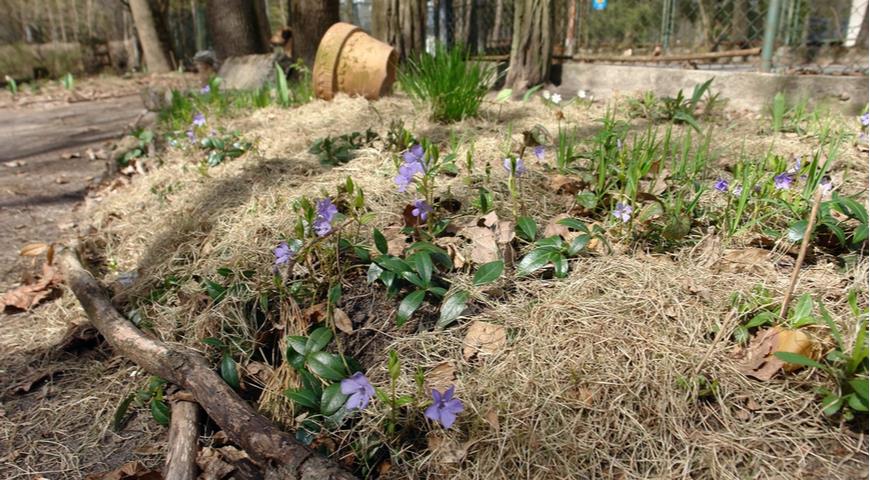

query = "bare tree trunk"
(505, 0), (552, 91)
(254, 0), (272, 50)
(129, 0), (173, 72)
(47, 0), (57, 42)
(58, 248), (358, 480)
(373, 0), (425, 59)
(56, 0), (67, 42)
(69, 0), (80, 42)
(289, 0), (339, 66)
(564, 0), (577, 55)
(206, 0), (270, 60)
(490, 0), (503, 44)
(86, 0), (93, 38)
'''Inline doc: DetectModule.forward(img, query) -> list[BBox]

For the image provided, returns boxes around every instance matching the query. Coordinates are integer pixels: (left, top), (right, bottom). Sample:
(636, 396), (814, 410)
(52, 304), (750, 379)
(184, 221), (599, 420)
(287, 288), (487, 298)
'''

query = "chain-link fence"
(343, 0), (867, 73)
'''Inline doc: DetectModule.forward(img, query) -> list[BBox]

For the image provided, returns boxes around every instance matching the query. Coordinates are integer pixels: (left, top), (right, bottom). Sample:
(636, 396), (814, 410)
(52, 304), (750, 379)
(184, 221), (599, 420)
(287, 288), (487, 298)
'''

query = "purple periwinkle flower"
(713, 178), (729, 193)
(819, 176), (833, 195)
(773, 172), (794, 190)
(200, 85), (211, 94)
(273, 241), (294, 265)
(192, 112), (206, 127)
(502, 157), (526, 176)
(340, 372), (375, 410)
(313, 197), (338, 237)
(411, 199), (433, 222)
(787, 156), (802, 174)
(424, 386), (464, 429)
(861, 112), (869, 127)
(533, 145), (545, 161)
(612, 202), (632, 223)
(186, 129), (196, 144)
(732, 184), (744, 197)
(394, 144), (426, 193)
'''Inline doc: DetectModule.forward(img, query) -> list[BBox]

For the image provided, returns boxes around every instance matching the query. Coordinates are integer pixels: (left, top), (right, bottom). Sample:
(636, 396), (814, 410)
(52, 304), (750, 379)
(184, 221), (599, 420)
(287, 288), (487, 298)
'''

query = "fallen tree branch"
(58, 247), (357, 480)
(165, 398), (201, 480)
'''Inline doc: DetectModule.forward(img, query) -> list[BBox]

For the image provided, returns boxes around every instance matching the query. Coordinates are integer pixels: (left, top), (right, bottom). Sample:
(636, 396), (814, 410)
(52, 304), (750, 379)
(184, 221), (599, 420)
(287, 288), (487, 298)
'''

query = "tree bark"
(129, 0), (173, 73)
(289, 0), (339, 67)
(372, 0), (425, 59)
(58, 247), (357, 480)
(165, 399), (200, 480)
(505, 0), (552, 91)
(206, 0), (270, 61)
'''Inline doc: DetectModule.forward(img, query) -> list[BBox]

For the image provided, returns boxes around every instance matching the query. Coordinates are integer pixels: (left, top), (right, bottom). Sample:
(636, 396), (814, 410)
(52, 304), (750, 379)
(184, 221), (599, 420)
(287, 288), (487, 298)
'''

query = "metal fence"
(345, 0), (867, 73)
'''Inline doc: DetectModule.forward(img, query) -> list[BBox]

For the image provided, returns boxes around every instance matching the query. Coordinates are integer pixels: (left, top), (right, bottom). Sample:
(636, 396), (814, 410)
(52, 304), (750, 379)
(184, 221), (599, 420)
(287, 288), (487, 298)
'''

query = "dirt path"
(0, 95), (145, 290)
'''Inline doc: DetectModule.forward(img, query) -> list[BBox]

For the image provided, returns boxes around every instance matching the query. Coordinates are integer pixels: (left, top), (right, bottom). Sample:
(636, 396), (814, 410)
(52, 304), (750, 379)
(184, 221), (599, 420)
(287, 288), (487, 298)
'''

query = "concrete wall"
(556, 63), (869, 115)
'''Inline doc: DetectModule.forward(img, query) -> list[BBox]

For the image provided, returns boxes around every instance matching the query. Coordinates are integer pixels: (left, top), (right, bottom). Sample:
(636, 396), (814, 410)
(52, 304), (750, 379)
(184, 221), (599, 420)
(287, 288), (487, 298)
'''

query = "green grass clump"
(399, 44), (494, 123)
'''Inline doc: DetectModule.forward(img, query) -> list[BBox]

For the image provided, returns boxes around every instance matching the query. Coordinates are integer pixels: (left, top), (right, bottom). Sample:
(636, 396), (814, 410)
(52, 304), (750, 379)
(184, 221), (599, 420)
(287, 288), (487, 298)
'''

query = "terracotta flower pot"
(313, 22), (398, 101)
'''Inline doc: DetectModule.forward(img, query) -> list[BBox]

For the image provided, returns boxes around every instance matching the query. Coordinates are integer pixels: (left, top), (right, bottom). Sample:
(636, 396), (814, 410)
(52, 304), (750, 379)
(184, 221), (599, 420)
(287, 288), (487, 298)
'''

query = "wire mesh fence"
(347, 0), (867, 74)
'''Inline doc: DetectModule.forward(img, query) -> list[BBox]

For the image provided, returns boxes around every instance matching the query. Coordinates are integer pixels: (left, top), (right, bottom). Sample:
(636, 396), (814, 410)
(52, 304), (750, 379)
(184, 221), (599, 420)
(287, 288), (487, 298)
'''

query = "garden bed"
(4, 85), (867, 479)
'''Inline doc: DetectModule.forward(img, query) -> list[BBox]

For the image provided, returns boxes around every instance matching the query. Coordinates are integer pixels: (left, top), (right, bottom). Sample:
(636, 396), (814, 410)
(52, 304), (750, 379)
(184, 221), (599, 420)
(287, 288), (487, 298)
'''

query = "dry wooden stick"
(58, 247), (357, 480)
(779, 189), (824, 318)
(165, 399), (200, 480)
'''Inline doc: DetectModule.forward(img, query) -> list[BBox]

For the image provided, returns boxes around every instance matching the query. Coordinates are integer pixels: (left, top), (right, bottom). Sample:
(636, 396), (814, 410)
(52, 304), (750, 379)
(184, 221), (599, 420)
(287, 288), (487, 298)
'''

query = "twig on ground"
(779, 189), (823, 318)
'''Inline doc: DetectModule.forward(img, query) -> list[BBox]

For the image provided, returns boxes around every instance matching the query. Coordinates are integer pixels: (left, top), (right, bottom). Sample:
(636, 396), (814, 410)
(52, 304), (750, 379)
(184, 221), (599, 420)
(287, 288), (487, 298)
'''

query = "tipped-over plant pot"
(313, 22), (398, 101)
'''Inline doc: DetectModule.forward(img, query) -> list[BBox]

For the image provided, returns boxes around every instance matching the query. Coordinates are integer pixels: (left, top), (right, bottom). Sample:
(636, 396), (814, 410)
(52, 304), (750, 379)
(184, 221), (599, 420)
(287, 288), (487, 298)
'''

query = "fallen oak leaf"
(463, 320), (507, 361)
(738, 326), (817, 381)
(426, 361), (456, 392)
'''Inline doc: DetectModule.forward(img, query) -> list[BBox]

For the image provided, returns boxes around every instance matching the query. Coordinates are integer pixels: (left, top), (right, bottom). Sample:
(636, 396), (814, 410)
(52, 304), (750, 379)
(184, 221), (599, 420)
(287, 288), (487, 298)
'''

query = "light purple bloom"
(732, 184), (744, 197)
(186, 129), (196, 144)
(819, 176), (833, 195)
(340, 372), (375, 410)
(411, 199), (433, 222)
(533, 145), (545, 160)
(273, 241), (294, 265)
(774, 172), (794, 190)
(787, 156), (802, 174)
(192, 112), (206, 127)
(313, 197), (338, 237)
(424, 386), (464, 429)
(861, 113), (869, 127)
(394, 144), (426, 192)
(612, 202), (632, 223)
(713, 178), (729, 193)
(200, 85), (211, 94)
(502, 157), (526, 176)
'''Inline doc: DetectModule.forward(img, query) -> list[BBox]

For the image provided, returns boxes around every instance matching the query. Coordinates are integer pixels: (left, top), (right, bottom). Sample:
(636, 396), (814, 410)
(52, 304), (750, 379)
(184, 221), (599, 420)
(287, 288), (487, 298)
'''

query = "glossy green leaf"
(306, 351), (348, 381)
(373, 228), (388, 255)
(551, 253), (568, 278)
(787, 220), (807, 242)
(221, 353), (240, 389)
(377, 255), (411, 274)
(285, 388), (319, 409)
(328, 284), (342, 305)
(411, 252), (434, 286)
(305, 327), (333, 354)
(367, 263), (384, 284)
(567, 235), (590, 256)
(112, 393), (136, 432)
(287, 336), (307, 355)
(474, 260), (504, 286)
(321, 383), (349, 416)
(556, 217), (589, 232)
(150, 399), (171, 426)
(397, 289), (426, 326)
(773, 351), (824, 369)
(516, 248), (553, 276)
(516, 216), (537, 242)
(436, 290), (469, 329)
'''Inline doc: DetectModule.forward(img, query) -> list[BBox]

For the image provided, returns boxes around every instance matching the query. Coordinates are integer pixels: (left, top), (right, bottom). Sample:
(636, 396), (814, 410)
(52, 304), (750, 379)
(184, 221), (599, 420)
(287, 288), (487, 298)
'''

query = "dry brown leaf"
(483, 409), (500, 431)
(460, 226), (499, 264)
(303, 303), (328, 324)
(7, 367), (63, 395)
(83, 461), (161, 480)
(543, 213), (578, 241)
(435, 237), (466, 269)
(244, 361), (273, 384)
(197, 447), (236, 480)
(548, 175), (584, 195)
(463, 320), (507, 361)
(426, 361), (456, 392)
(738, 326), (817, 381)
(427, 433), (470, 464)
(0, 262), (62, 311)
(334, 308), (353, 334)
(381, 226), (408, 256)
(712, 248), (774, 275)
